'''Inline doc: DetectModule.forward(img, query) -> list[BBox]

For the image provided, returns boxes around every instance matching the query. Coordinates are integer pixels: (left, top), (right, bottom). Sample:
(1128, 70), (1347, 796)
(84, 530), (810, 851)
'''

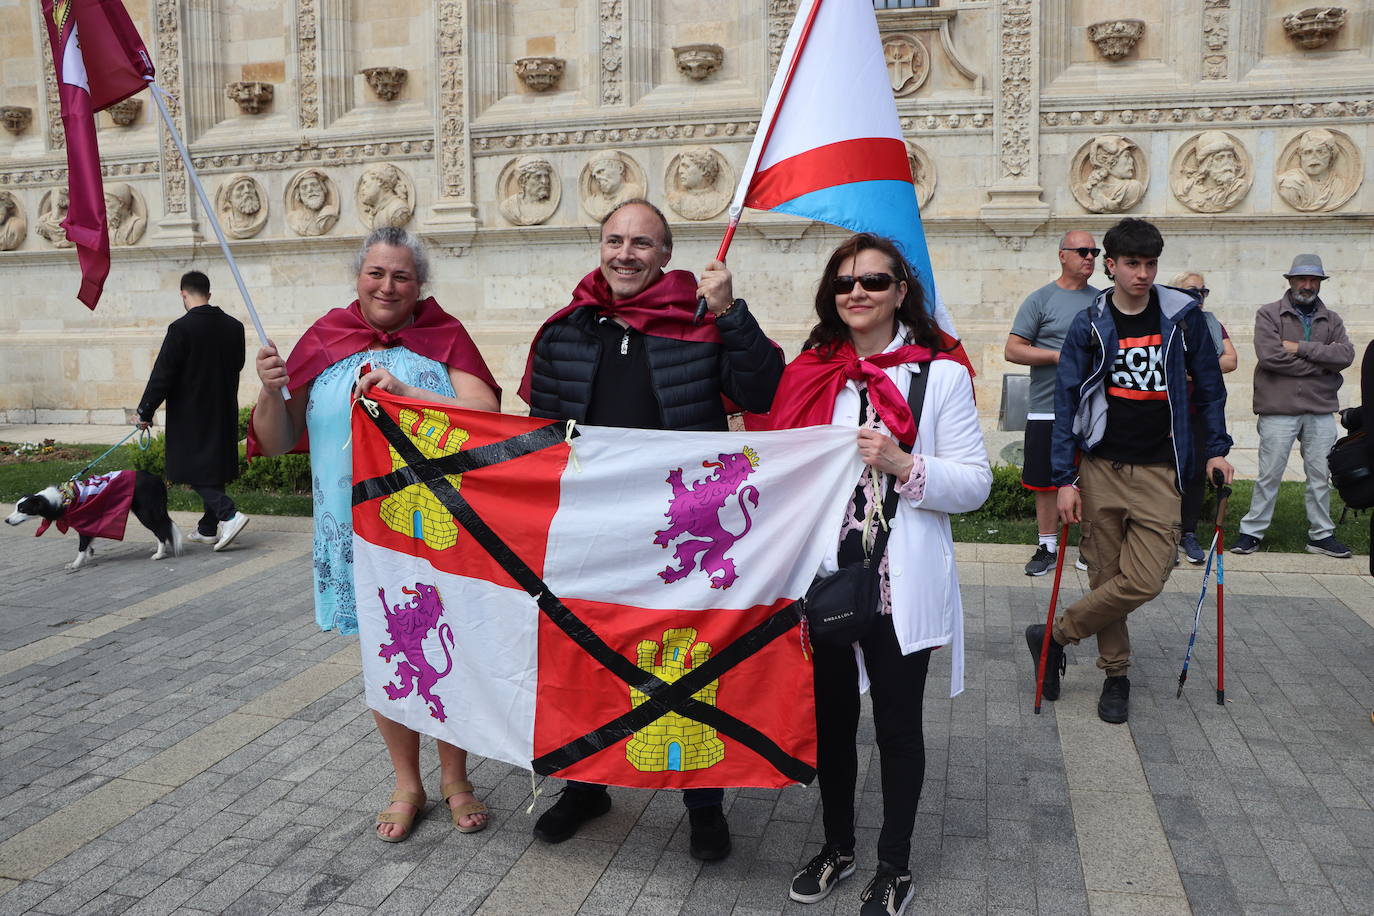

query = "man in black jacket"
(137, 271), (248, 551)
(521, 199), (784, 861)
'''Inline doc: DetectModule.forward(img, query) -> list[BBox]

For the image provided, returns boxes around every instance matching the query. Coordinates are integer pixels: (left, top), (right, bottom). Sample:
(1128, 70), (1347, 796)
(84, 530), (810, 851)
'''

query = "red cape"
(250, 297), (498, 456)
(517, 269), (721, 405)
(751, 335), (973, 446)
(36, 470), (135, 541)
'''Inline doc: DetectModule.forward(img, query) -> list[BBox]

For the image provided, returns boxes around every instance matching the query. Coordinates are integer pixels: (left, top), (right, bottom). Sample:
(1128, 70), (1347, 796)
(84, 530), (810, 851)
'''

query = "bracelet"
(719, 298), (742, 317)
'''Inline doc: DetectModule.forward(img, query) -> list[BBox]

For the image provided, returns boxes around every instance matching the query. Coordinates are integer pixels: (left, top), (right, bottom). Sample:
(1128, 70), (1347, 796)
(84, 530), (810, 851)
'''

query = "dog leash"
(69, 426), (152, 482)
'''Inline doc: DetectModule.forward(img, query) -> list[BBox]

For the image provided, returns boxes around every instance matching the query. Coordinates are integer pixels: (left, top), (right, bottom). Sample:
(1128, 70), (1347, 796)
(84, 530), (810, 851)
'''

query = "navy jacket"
(1051, 284), (1232, 493)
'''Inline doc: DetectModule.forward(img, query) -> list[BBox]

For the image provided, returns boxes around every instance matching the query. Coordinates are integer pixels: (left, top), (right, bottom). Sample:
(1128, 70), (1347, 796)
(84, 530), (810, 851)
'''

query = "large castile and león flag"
(350, 390), (863, 789)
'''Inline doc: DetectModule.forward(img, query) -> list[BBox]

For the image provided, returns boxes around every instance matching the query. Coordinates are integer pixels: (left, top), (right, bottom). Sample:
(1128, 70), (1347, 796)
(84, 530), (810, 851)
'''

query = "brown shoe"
(376, 789), (425, 843)
(440, 779), (490, 834)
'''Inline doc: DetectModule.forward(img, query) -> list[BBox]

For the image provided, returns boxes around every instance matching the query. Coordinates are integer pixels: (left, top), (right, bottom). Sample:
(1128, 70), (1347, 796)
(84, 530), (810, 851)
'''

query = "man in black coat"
(520, 199), (785, 862)
(137, 271), (249, 551)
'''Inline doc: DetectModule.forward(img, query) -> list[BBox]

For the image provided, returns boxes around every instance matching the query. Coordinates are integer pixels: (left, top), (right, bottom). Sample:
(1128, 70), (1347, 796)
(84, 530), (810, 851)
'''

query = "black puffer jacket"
(527, 300), (784, 430)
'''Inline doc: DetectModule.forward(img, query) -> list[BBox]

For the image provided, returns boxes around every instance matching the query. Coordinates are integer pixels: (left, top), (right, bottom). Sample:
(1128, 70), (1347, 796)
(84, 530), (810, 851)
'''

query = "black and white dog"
(5, 470), (183, 570)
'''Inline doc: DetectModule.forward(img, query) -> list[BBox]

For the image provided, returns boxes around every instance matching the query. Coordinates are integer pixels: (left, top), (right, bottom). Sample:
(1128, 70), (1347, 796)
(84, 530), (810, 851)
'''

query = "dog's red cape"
(35, 470), (136, 541)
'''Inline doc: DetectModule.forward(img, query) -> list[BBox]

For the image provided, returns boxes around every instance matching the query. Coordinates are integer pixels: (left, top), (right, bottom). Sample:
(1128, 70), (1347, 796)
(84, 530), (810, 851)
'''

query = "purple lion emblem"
(652, 448), (760, 589)
(377, 582), (455, 721)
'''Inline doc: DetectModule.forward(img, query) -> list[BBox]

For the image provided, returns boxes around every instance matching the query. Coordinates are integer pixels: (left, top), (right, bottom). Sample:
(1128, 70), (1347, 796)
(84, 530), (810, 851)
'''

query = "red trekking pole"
(1034, 522), (1071, 714)
(1212, 468), (1228, 705)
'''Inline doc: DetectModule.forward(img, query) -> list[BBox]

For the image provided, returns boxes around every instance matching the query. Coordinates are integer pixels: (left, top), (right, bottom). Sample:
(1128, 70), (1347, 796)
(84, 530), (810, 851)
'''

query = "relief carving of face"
(1202, 148), (1239, 185)
(230, 180), (261, 215)
(297, 175), (326, 211)
(1299, 138), (1335, 177)
(104, 194), (125, 228)
(1109, 150), (1135, 180)
(521, 166), (552, 202)
(592, 159), (626, 195)
(359, 171), (384, 207)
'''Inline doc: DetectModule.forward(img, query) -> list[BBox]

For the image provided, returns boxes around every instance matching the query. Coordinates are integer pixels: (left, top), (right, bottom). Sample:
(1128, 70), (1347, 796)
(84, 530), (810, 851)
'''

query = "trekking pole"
(1034, 522), (1071, 714)
(1177, 470), (1231, 699)
(1211, 468), (1230, 705)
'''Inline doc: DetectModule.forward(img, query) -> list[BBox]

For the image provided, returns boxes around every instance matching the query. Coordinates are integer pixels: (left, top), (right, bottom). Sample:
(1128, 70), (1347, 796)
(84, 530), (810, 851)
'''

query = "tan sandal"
(440, 779), (490, 834)
(375, 789), (426, 843)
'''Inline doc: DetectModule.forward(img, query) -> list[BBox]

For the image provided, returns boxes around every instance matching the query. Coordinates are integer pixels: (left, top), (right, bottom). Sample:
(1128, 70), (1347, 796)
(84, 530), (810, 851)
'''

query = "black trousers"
(813, 613), (932, 871)
(191, 485), (237, 536)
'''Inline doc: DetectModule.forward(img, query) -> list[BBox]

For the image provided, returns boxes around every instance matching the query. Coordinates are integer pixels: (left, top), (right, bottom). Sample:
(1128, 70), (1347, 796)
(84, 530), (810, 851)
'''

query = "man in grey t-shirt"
(1005, 230), (1101, 576)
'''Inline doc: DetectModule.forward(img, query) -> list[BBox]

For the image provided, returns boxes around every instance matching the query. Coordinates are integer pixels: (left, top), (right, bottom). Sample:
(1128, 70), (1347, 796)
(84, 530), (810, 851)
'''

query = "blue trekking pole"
(1177, 470), (1231, 699)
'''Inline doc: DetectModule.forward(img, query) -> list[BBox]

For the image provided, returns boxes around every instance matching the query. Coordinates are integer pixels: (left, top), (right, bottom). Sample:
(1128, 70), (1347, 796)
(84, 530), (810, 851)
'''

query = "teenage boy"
(1026, 218), (1234, 724)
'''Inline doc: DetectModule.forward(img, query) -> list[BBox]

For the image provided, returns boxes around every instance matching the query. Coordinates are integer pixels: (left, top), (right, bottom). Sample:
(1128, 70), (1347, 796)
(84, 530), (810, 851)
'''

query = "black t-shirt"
(1092, 291), (1174, 466)
(585, 317), (664, 429)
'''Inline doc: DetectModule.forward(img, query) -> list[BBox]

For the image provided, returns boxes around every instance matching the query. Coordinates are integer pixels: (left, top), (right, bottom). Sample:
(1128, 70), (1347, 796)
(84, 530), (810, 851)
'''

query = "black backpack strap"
(868, 360), (933, 559)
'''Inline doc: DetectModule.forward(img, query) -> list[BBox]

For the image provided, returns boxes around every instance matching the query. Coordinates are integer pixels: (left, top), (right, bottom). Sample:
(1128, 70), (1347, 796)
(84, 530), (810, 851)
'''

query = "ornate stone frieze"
(1, 107), (32, 135)
(580, 150), (644, 220)
(357, 162), (415, 228)
(883, 35), (929, 97)
(1283, 7), (1346, 50)
(1275, 127), (1361, 212)
(214, 174), (268, 239)
(997, 0), (1033, 181)
(42, 40), (63, 149)
(1202, 0), (1230, 80)
(600, 0), (624, 105)
(189, 137), (433, 174)
(0, 191), (27, 250)
(362, 67), (408, 101)
(1171, 130), (1251, 213)
(155, 0), (187, 215)
(904, 141), (936, 210)
(107, 98), (142, 127)
(497, 156), (559, 226)
(768, 0), (800, 72)
(1071, 135), (1147, 214)
(36, 188), (71, 247)
(298, 0), (320, 128)
(673, 44), (723, 81)
(665, 147), (733, 221)
(515, 57), (565, 93)
(285, 168), (340, 237)
(104, 182), (148, 245)
(472, 121), (759, 154)
(436, 0), (469, 203)
(227, 81), (274, 115)
(1042, 98), (1372, 129)
(1087, 20), (1145, 62)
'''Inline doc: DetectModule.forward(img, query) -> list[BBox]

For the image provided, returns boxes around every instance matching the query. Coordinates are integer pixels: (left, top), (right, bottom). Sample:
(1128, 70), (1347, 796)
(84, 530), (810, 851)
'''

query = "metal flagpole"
(144, 79), (288, 399)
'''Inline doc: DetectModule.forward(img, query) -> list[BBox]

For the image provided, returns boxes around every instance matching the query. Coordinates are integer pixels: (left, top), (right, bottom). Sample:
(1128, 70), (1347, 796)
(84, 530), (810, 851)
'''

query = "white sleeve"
(905, 363), (992, 515)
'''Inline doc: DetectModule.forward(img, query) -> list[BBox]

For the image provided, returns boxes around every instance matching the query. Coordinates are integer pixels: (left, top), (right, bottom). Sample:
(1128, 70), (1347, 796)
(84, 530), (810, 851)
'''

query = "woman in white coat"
(768, 233), (991, 916)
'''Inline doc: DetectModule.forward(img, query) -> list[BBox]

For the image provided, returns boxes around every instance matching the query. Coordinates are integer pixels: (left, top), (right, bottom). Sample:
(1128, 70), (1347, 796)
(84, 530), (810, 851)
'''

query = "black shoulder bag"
(803, 362), (931, 647)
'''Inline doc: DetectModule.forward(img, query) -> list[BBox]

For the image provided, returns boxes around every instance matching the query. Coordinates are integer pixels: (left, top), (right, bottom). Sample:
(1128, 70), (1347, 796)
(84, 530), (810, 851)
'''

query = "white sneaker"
(185, 531), (218, 545)
(1075, 555), (1088, 571)
(213, 513), (249, 552)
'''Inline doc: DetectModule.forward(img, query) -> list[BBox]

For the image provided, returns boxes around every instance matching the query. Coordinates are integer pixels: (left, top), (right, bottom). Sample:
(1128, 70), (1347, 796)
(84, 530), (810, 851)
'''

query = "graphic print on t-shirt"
(1107, 332), (1167, 401)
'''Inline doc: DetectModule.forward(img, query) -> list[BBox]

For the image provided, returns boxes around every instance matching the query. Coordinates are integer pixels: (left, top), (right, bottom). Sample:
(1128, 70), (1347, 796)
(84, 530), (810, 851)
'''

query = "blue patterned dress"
(305, 347), (454, 633)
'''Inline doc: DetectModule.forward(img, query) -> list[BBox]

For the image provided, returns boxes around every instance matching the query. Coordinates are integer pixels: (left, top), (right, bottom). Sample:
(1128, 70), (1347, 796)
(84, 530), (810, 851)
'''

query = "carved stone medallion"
(1087, 20), (1145, 61)
(1274, 128), (1361, 212)
(285, 168), (340, 237)
(497, 156), (560, 226)
(665, 147), (733, 221)
(1171, 131), (1252, 213)
(215, 174), (269, 240)
(883, 34), (929, 97)
(579, 150), (646, 221)
(36, 188), (73, 248)
(0, 191), (27, 251)
(357, 163), (416, 229)
(1070, 135), (1147, 214)
(1283, 7), (1346, 49)
(103, 183), (147, 246)
(904, 141), (937, 210)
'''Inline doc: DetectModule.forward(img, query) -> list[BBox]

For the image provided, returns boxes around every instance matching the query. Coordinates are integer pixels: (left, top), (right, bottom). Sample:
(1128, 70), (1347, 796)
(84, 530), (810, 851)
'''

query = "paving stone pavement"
(0, 518), (1371, 915)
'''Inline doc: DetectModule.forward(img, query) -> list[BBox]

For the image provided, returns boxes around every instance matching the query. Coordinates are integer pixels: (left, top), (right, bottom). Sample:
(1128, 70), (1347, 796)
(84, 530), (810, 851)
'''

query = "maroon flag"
(41, 0), (154, 309)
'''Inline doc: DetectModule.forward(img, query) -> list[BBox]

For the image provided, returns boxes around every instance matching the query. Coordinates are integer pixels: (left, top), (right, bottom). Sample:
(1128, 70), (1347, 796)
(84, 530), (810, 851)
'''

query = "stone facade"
(1, 0), (1372, 440)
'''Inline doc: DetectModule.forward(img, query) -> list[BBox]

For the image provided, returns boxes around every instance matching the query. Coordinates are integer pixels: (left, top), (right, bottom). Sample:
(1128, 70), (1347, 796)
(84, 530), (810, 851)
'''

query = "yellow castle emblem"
(378, 407), (470, 550)
(625, 627), (726, 772)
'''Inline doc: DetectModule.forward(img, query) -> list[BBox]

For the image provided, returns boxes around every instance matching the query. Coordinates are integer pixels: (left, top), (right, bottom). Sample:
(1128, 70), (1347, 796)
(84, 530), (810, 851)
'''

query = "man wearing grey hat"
(1233, 254), (1355, 557)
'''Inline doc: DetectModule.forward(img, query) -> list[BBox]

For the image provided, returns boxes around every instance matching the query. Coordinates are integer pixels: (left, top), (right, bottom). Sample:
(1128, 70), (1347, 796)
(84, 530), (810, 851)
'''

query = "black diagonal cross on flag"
(351, 395), (815, 785)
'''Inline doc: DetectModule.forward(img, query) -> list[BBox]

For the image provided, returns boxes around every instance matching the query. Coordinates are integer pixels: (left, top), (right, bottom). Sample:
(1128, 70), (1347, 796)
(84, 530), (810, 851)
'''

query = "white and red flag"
(41, 0), (154, 309)
(350, 390), (862, 788)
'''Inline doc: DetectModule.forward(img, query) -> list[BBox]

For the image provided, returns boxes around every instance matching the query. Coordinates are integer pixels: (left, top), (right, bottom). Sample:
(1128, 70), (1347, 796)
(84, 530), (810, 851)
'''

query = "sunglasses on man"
(1060, 247), (1101, 258)
(832, 273), (899, 294)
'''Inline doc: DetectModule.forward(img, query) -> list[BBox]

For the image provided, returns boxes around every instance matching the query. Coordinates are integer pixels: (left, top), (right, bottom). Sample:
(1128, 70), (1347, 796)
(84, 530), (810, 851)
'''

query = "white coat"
(816, 337), (992, 697)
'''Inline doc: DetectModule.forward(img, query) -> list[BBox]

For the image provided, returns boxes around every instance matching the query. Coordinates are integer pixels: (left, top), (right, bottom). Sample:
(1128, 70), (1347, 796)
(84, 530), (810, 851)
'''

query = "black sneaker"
(1098, 675), (1130, 724)
(688, 804), (731, 861)
(859, 864), (912, 916)
(789, 845), (856, 903)
(1024, 544), (1056, 577)
(1024, 623), (1066, 701)
(1180, 532), (1206, 564)
(1306, 536), (1352, 558)
(532, 786), (612, 844)
(1230, 534), (1261, 555)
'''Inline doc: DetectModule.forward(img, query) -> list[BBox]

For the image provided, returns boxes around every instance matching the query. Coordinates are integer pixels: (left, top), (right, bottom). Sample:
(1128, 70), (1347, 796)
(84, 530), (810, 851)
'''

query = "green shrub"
(237, 449), (312, 493)
(237, 406), (252, 441)
(127, 432), (167, 477)
(976, 463), (1036, 519)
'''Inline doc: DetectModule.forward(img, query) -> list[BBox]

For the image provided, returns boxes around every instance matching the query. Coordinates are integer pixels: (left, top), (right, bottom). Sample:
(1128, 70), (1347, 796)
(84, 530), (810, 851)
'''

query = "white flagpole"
(144, 78), (289, 399)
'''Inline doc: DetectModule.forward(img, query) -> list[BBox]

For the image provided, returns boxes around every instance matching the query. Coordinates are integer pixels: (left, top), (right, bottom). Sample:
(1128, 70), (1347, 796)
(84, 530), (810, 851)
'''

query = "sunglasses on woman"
(1184, 286), (1210, 300)
(832, 273), (898, 294)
